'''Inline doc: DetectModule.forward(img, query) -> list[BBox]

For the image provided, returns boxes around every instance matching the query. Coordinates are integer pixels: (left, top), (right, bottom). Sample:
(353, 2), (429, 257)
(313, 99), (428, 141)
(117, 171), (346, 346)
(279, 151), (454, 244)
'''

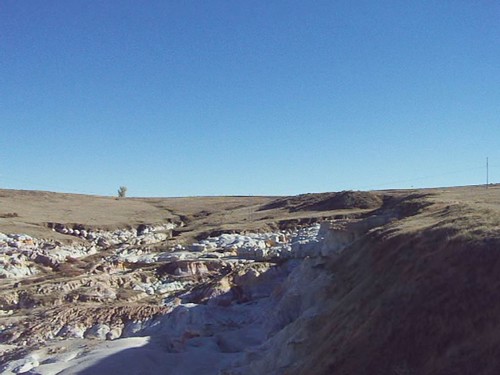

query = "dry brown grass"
(0, 189), (378, 243)
(1, 185), (497, 244)
(285, 184), (500, 375)
(0, 189), (276, 240)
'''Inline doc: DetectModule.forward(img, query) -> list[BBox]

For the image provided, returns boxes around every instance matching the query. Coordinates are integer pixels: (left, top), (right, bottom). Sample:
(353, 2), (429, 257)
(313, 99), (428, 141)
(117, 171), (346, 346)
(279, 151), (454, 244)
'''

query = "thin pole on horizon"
(486, 157), (489, 188)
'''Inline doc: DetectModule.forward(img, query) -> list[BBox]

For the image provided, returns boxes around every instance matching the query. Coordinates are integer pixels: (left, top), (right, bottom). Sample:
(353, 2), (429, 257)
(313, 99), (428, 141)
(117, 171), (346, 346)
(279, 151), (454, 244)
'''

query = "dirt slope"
(288, 185), (500, 375)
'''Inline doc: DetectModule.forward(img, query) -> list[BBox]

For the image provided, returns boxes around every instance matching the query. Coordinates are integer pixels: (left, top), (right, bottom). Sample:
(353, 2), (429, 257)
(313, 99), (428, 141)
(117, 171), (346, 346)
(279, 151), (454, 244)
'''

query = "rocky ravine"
(1, 214), (370, 374)
(0, 201), (390, 375)
(1, 188), (499, 374)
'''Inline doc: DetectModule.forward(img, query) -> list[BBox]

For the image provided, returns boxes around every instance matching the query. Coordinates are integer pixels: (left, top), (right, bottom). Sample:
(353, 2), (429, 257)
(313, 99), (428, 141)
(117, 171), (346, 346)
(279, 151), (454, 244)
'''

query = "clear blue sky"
(1, 1), (499, 197)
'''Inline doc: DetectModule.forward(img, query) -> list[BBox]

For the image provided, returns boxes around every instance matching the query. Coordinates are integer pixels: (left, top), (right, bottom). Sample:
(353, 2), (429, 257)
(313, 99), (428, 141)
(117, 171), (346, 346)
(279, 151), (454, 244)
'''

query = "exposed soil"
(259, 190), (383, 212)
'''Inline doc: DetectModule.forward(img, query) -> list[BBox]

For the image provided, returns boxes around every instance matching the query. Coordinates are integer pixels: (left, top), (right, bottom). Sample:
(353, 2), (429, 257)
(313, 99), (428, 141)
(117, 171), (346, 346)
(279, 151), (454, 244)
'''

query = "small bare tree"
(117, 186), (127, 198)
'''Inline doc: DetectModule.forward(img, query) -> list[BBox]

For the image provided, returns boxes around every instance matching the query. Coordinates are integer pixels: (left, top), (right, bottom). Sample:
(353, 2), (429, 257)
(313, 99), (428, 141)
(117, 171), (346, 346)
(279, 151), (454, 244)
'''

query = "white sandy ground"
(8, 304), (266, 375)
(34, 337), (150, 375)
(60, 338), (241, 375)
(2, 287), (276, 374)
(5, 334), (238, 375)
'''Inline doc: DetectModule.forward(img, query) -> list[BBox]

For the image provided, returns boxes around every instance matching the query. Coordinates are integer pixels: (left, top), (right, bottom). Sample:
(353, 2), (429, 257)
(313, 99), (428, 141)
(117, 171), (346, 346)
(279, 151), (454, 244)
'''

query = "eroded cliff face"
(227, 216), (394, 374)
(238, 196), (500, 375)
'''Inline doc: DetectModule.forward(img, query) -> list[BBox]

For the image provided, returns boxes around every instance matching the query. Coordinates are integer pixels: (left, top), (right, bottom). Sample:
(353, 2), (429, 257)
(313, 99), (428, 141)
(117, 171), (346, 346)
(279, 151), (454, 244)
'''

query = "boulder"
(97, 238), (110, 248)
(13, 356), (39, 374)
(122, 321), (145, 337)
(137, 224), (149, 236)
(84, 324), (110, 340)
(57, 324), (85, 339)
(189, 243), (206, 252)
(106, 326), (123, 340)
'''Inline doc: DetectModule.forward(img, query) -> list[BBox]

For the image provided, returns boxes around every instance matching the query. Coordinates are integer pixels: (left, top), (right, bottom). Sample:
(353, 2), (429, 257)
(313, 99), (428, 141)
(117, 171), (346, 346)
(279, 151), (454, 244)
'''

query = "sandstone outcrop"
(0, 212), (374, 375)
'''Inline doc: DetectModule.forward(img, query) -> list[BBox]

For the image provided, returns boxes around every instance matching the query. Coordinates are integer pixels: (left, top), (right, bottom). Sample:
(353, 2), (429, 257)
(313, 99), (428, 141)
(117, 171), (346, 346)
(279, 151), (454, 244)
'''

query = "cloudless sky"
(1, 1), (499, 197)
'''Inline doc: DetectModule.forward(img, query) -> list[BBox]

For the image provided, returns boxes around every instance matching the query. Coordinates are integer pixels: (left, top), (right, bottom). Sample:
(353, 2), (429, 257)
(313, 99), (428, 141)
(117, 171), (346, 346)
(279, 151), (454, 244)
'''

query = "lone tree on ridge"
(117, 186), (127, 198)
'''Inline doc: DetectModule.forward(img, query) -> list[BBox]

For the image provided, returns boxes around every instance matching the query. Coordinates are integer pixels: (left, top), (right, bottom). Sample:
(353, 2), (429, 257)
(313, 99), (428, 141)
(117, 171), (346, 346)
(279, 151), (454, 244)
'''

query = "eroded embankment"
(246, 195), (500, 375)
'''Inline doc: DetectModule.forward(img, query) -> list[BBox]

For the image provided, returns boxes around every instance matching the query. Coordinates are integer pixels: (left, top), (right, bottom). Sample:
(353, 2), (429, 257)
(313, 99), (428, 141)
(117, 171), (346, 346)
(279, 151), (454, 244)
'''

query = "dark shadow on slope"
(65, 262), (294, 375)
(259, 191), (383, 212)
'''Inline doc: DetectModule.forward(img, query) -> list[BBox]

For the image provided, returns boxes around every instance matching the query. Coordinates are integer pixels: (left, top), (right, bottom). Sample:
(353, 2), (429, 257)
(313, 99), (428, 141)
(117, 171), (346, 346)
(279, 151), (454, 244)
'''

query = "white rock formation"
(0, 218), (374, 375)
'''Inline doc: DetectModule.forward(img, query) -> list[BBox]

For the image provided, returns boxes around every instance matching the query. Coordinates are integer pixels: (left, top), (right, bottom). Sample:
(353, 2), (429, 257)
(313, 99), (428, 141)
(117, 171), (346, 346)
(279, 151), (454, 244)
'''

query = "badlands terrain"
(0, 185), (499, 374)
